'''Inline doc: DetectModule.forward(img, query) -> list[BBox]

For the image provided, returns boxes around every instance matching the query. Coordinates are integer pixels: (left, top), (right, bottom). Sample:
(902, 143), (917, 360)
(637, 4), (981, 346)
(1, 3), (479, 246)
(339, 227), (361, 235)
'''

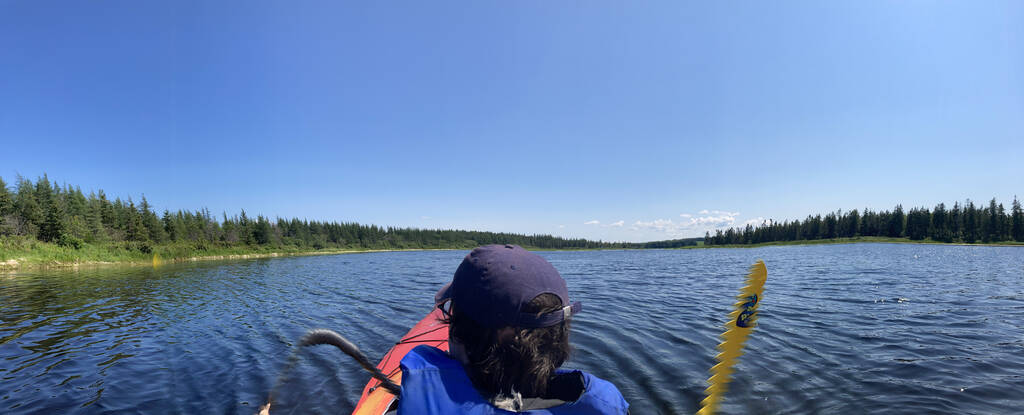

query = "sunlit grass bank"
(699, 236), (1024, 248)
(0, 236), (378, 270)
(5, 235), (1021, 271)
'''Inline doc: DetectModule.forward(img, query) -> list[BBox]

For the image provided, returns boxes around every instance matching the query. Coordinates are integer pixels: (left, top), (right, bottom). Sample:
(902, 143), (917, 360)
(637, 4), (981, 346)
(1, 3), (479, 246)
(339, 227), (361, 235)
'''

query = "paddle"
(300, 328), (403, 395)
(697, 260), (767, 415)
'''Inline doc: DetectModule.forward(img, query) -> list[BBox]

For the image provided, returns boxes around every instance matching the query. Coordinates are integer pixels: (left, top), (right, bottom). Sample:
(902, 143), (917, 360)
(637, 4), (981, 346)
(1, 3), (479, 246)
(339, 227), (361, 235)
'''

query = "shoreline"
(695, 236), (1024, 249)
(0, 247), (462, 272)
(3, 237), (1022, 271)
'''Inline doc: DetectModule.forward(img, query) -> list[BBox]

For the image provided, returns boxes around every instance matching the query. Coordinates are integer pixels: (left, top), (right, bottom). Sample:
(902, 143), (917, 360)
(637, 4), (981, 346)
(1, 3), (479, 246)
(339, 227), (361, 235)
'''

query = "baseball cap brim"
(434, 280), (581, 327)
(516, 301), (582, 328)
(435, 282), (453, 307)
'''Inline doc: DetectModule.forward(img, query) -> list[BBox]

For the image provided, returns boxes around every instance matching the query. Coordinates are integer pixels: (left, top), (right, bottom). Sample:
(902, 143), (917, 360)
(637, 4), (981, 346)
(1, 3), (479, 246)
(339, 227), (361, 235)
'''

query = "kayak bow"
(351, 308), (449, 415)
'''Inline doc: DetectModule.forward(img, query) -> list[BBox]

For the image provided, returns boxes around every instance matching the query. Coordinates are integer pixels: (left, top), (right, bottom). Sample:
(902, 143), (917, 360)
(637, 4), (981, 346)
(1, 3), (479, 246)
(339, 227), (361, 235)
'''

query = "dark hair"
(446, 293), (571, 398)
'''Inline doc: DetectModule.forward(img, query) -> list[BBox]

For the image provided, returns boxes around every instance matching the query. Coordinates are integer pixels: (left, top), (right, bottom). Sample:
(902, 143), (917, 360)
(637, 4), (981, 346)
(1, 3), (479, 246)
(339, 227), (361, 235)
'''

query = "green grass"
(0, 236), (379, 269)
(0, 236), (625, 270)
(4, 235), (1021, 270)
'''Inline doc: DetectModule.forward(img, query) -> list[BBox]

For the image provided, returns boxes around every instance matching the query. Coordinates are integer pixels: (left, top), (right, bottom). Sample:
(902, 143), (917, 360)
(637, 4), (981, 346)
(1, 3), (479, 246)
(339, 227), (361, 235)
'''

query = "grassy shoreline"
(0, 237), (466, 271)
(697, 236), (1024, 249)
(4, 236), (1022, 271)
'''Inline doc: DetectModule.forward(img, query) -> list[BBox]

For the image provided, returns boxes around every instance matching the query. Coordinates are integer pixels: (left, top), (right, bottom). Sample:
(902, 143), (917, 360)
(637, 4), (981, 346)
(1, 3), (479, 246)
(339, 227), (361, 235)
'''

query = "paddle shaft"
(300, 329), (403, 395)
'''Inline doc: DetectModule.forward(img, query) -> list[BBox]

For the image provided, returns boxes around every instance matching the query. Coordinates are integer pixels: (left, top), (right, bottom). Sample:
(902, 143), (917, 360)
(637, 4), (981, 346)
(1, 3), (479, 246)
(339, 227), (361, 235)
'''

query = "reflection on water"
(1, 244), (1023, 414)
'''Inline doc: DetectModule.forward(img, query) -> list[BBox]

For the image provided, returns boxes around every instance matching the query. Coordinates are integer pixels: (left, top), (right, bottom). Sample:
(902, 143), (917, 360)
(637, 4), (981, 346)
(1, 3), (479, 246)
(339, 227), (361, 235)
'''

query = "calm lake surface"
(2, 244), (1023, 414)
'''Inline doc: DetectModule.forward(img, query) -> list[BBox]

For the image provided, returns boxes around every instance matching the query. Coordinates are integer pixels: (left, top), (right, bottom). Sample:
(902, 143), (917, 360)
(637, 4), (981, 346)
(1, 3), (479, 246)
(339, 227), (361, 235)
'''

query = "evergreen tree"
(997, 203), (1008, 241)
(0, 176), (12, 217)
(253, 215), (273, 245)
(34, 176), (67, 242)
(139, 196), (166, 242)
(1013, 197), (1024, 242)
(845, 209), (860, 237)
(14, 177), (42, 235)
(98, 190), (115, 228)
(950, 202), (962, 241)
(6, 173), (1021, 251)
(986, 198), (999, 242)
(64, 185), (88, 218)
(85, 194), (107, 243)
(238, 209), (254, 244)
(931, 203), (951, 242)
(824, 212), (838, 239)
(964, 201), (978, 243)
(888, 205), (905, 237)
(34, 174), (54, 210)
(39, 201), (65, 242)
(906, 207), (930, 240)
(163, 210), (179, 241)
(125, 201), (149, 242)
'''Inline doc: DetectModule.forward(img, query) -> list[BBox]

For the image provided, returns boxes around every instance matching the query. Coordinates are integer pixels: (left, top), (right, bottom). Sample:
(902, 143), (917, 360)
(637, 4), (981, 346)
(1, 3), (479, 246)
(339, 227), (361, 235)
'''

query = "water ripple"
(1, 244), (1023, 413)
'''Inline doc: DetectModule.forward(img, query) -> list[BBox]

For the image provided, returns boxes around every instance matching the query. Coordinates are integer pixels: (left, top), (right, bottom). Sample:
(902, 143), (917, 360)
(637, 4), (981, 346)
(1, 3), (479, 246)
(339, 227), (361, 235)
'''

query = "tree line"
(705, 198), (1024, 245)
(0, 175), (634, 252)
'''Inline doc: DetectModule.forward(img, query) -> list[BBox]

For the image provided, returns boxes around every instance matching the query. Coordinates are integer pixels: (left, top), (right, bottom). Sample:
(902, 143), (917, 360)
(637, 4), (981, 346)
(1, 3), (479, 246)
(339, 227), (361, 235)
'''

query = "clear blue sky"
(2, 1), (1022, 242)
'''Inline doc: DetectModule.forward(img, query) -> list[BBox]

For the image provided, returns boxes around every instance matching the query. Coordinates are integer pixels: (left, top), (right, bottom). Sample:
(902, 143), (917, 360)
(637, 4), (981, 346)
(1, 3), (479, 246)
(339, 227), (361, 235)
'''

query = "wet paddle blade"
(697, 260), (767, 415)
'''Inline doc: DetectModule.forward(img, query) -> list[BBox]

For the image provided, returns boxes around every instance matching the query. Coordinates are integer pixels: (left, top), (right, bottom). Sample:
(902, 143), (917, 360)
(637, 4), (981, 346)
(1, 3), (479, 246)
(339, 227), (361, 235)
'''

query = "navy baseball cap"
(435, 244), (582, 329)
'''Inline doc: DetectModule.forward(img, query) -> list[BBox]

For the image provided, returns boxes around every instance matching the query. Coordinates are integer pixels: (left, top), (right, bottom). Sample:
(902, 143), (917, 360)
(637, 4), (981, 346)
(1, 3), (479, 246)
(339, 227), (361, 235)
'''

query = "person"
(396, 244), (630, 414)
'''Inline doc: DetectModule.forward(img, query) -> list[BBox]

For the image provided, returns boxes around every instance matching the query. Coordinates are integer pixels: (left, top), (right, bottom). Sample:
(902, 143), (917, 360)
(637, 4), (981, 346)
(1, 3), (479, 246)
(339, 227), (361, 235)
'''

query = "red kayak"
(351, 308), (449, 415)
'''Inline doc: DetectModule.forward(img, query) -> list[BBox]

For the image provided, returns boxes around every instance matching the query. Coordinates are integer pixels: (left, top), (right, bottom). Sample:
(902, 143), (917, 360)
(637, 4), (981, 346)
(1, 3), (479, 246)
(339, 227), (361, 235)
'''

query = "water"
(2, 244), (1023, 414)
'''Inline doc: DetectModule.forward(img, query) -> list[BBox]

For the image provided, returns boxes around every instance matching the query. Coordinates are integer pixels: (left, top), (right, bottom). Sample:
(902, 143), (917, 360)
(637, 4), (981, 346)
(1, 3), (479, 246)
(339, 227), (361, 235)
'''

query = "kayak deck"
(352, 308), (449, 415)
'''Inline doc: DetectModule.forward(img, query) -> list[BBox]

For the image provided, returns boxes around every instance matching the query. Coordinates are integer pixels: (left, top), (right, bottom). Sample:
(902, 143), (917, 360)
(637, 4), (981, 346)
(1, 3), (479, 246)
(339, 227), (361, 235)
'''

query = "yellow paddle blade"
(152, 253), (162, 268)
(697, 260), (767, 415)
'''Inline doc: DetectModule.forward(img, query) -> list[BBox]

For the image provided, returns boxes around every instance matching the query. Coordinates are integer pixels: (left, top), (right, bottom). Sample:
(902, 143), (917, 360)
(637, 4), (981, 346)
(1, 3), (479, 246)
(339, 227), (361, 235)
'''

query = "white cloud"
(607, 220), (624, 227)
(558, 224), (566, 229)
(687, 214), (737, 228)
(420, 215), (432, 220)
(583, 220), (600, 225)
(633, 219), (679, 232)
(744, 217), (766, 226)
(631, 209), (745, 237)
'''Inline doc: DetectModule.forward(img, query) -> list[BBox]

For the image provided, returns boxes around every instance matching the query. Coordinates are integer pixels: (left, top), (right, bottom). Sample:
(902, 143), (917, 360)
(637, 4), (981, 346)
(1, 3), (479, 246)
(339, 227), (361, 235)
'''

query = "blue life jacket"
(397, 345), (629, 415)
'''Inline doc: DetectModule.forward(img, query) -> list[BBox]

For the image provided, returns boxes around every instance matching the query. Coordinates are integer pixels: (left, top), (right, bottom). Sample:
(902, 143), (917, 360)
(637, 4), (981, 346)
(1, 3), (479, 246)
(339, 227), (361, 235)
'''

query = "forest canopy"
(0, 175), (699, 255)
(705, 198), (1024, 246)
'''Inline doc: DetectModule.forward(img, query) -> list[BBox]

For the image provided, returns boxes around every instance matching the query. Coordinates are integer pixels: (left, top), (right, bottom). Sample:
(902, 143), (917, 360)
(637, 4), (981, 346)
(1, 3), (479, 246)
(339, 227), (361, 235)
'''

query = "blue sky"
(1, 1), (1022, 243)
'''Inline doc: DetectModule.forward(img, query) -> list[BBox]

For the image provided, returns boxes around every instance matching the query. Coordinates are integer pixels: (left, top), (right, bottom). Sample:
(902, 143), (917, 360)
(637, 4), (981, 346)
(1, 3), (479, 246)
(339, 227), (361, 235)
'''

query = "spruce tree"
(997, 203), (1008, 241)
(824, 212), (838, 239)
(162, 210), (178, 241)
(1012, 197), (1024, 242)
(14, 177), (42, 234)
(39, 202), (65, 242)
(986, 198), (999, 242)
(906, 207), (929, 240)
(964, 201), (978, 243)
(846, 209), (860, 237)
(97, 190), (115, 228)
(0, 176), (12, 217)
(932, 203), (950, 242)
(254, 215), (273, 245)
(950, 202), (962, 241)
(125, 201), (149, 242)
(139, 196), (166, 242)
(85, 195), (107, 243)
(888, 205), (905, 237)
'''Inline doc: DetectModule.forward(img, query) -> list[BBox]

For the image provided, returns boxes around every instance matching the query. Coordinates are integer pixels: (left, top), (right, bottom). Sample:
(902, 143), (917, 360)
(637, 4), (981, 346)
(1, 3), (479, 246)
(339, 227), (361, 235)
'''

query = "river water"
(1, 244), (1022, 414)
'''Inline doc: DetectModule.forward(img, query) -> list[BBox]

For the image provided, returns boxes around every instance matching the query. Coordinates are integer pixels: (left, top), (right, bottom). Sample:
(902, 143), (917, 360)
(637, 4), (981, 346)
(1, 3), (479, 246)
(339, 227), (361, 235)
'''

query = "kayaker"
(395, 244), (630, 414)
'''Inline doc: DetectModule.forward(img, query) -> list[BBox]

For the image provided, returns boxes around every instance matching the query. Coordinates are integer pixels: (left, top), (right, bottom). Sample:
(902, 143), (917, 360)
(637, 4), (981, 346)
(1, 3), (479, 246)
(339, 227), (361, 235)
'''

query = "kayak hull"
(351, 308), (449, 415)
